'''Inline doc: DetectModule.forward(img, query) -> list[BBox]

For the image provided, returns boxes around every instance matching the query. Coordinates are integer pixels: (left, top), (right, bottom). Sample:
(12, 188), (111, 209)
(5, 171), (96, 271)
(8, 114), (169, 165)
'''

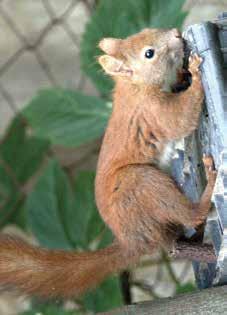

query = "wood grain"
(101, 285), (227, 315)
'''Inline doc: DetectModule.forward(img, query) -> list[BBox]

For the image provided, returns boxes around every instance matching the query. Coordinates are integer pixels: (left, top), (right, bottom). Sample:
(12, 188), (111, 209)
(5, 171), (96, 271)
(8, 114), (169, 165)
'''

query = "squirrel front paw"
(188, 53), (203, 75)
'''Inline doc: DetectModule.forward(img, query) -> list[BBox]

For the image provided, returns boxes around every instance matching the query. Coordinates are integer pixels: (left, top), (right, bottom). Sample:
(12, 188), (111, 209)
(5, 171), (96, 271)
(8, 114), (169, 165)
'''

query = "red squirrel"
(0, 28), (217, 298)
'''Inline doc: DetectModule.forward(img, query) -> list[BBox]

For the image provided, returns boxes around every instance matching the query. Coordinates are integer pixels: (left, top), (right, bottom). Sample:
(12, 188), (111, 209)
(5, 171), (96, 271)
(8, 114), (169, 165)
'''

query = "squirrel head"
(98, 28), (184, 89)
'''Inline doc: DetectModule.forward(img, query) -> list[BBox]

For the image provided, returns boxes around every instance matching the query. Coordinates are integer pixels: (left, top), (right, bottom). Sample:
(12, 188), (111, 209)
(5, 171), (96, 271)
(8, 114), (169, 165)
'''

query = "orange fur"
(0, 235), (137, 298)
(0, 28), (216, 298)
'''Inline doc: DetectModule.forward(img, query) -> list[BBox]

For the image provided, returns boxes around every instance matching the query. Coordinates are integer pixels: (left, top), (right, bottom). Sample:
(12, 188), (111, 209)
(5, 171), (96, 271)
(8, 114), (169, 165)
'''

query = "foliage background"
(0, 0), (211, 314)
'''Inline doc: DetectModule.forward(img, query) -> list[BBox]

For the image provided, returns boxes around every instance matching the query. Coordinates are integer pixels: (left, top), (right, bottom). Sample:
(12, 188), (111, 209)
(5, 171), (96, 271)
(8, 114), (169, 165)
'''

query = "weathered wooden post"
(99, 13), (227, 314)
(179, 11), (227, 289)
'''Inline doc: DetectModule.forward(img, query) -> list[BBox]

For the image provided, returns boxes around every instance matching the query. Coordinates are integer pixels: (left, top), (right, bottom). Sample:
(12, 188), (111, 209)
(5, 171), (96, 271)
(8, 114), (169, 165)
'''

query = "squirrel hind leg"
(109, 163), (215, 246)
(107, 165), (194, 252)
(186, 155), (217, 227)
(166, 155), (217, 228)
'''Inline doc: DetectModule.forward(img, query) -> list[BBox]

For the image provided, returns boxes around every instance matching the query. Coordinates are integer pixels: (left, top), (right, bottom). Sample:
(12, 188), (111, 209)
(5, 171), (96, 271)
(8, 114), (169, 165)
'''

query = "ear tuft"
(99, 38), (121, 55)
(98, 55), (119, 74)
(98, 55), (132, 77)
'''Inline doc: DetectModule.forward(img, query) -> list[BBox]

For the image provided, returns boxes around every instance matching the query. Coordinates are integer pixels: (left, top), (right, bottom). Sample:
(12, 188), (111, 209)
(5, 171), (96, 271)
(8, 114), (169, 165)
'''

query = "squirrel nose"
(172, 28), (182, 38)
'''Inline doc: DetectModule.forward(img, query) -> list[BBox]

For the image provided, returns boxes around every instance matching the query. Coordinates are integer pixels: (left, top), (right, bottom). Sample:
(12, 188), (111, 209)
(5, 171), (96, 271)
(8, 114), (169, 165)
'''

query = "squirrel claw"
(202, 155), (217, 184)
(202, 155), (214, 169)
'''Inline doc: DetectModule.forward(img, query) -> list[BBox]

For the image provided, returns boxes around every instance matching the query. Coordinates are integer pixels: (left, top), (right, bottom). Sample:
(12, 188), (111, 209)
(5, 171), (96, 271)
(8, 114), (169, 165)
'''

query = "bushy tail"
(0, 235), (136, 298)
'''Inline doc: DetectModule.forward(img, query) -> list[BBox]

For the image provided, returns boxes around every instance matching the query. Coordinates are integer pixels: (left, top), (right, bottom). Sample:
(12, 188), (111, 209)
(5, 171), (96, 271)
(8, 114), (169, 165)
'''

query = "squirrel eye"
(145, 48), (155, 59)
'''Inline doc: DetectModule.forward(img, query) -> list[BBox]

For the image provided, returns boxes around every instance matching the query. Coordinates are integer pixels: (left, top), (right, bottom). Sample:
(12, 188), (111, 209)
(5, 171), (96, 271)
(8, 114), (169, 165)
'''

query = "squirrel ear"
(99, 38), (121, 55)
(98, 55), (132, 77)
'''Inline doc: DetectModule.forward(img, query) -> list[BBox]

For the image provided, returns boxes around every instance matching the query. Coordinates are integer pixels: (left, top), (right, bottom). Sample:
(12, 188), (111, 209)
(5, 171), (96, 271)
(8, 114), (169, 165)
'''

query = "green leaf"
(23, 89), (111, 147)
(66, 171), (105, 249)
(176, 282), (196, 294)
(0, 116), (48, 227)
(0, 163), (21, 226)
(0, 116), (49, 184)
(26, 163), (111, 250)
(9, 205), (27, 230)
(97, 227), (114, 249)
(26, 159), (74, 250)
(83, 276), (123, 312)
(81, 0), (187, 97)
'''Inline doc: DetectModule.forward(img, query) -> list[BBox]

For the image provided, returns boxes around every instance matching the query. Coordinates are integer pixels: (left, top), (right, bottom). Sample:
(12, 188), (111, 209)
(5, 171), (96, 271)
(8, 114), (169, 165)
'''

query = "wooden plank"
(100, 286), (227, 315)
(173, 16), (227, 288)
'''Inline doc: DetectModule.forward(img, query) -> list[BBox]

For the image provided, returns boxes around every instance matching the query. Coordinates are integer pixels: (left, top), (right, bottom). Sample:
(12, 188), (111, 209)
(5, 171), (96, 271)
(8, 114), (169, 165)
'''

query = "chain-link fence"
(1, 0), (226, 134)
(0, 0), (98, 134)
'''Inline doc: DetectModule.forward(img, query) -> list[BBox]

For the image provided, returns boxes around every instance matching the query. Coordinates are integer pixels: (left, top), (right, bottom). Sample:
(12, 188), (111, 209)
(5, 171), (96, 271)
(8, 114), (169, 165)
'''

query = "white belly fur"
(158, 141), (175, 172)
(158, 139), (184, 173)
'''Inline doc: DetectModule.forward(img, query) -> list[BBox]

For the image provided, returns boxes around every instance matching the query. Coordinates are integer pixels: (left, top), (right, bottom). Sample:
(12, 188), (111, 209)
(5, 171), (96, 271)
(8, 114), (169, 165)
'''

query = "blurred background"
(0, 0), (226, 314)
